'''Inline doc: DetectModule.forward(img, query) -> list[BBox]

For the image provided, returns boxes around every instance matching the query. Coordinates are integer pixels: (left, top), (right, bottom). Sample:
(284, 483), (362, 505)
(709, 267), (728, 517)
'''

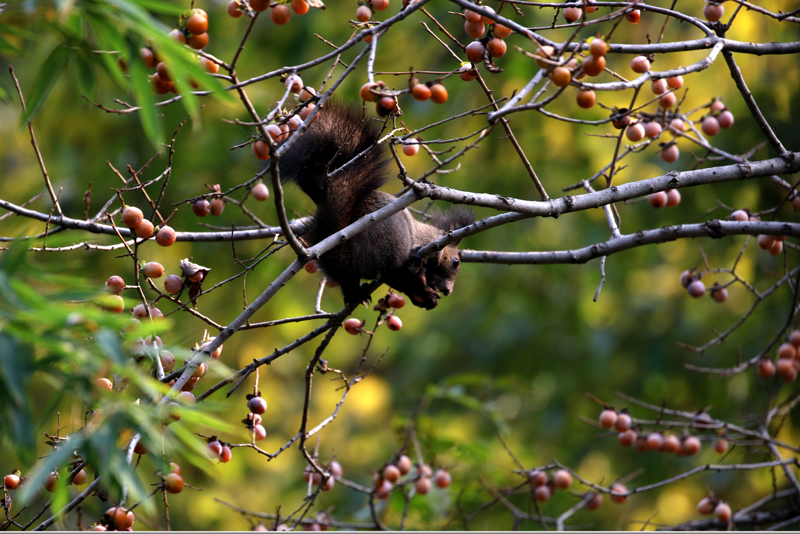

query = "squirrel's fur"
(279, 101), (474, 309)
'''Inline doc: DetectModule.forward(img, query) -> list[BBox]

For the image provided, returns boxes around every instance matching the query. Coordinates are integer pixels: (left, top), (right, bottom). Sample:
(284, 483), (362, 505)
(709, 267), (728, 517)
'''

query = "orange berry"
(777, 357), (797, 382)
(44, 472), (58, 492)
(667, 75), (683, 89)
(659, 92), (677, 108)
(576, 89), (596, 109)
(187, 32), (209, 50)
(464, 9), (481, 23)
(186, 14), (208, 35)
(165, 472), (184, 494)
(210, 198), (225, 216)
(486, 38), (506, 58)
(143, 262), (164, 279)
(434, 469), (451, 488)
(201, 57), (219, 74)
(651, 79), (668, 95)
(626, 123), (645, 142)
(610, 483), (627, 503)
(207, 440), (222, 458)
(377, 97), (397, 115)
(758, 358), (776, 379)
(682, 436), (701, 455)
(397, 455), (412, 475)
(464, 20), (485, 39)
(466, 41), (485, 64)
(155, 226), (176, 247)
(589, 39), (607, 57)
(479, 5), (495, 24)
(250, 0), (270, 11)
(649, 192), (668, 208)
(356, 5), (371, 22)
(103, 294), (125, 314)
(122, 206), (144, 228)
(534, 46), (555, 68)
(227, 0), (243, 17)
(411, 84), (431, 101)
(646, 432), (664, 450)
(618, 429), (636, 446)
(252, 183), (269, 201)
(271, 5), (291, 25)
(370, 0), (389, 10)
(697, 497), (715, 514)
(631, 56), (650, 73)
(252, 140), (270, 160)
(714, 502), (731, 522)
(291, 0), (310, 15)
(4, 474), (20, 490)
(661, 144), (679, 163)
(95, 377), (113, 392)
(779, 343), (797, 360)
(430, 83), (448, 104)
(493, 23), (512, 39)
(582, 55), (605, 76)
(106, 275), (126, 294)
(383, 465), (400, 483)
(625, 9), (640, 23)
(387, 316), (402, 331)
(553, 469), (572, 489)
(564, 7), (582, 22)
(662, 435), (680, 453)
(704, 3), (724, 22)
(549, 66), (571, 87)
(413, 477), (429, 495)
(168, 29), (186, 45)
(599, 409), (618, 429)
(713, 438), (728, 454)
(402, 141), (419, 156)
(644, 121), (662, 139)
(586, 493), (603, 511)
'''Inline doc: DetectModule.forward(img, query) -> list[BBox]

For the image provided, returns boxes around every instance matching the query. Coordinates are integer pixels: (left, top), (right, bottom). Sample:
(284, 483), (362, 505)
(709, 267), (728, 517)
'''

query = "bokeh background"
(1, 0), (800, 529)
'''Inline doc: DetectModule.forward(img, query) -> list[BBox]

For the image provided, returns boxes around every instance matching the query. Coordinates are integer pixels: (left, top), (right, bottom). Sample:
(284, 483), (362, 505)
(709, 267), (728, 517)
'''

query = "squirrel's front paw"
(409, 286), (440, 310)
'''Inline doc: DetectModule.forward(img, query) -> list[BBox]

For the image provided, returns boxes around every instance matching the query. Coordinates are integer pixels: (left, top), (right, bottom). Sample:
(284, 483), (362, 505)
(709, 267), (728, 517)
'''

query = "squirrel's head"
(425, 206), (475, 297)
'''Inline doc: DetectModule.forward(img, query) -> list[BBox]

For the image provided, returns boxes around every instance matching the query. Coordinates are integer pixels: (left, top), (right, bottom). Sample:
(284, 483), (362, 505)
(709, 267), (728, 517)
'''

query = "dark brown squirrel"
(278, 101), (474, 309)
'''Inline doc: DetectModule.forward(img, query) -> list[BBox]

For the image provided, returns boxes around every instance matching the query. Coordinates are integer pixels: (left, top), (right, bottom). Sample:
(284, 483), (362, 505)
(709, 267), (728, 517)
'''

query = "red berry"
(464, 20), (485, 39)
(486, 38), (507, 58)
(271, 4), (291, 25)
(397, 455), (412, 475)
(387, 294), (405, 308)
(625, 9), (640, 24)
(143, 262), (164, 279)
(210, 198), (225, 216)
(466, 41), (485, 64)
(387, 316), (402, 331)
(646, 432), (664, 450)
(661, 144), (680, 163)
(155, 226), (176, 247)
(713, 438), (728, 454)
(493, 23), (512, 39)
(141, 48), (157, 69)
(614, 412), (631, 432)
(711, 286), (728, 303)
(106, 275), (125, 294)
(682, 436), (701, 455)
(249, 396), (268, 414)
(344, 318), (363, 335)
(411, 84), (431, 101)
(122, 206), (144, 228)
(714, 502), (731, 522)
(165, 472), (184, 494)
(626, 123), (645, 142)
(383, 465), (400, 483)
(576, 90), (596, 109)
(618, 429), (636, 446)
(758, 358), (776, 379)
(376, 478), (393, 499)
(599, 409), (618, 429)
(687, 280), (705, 298)
(666, 189), (681, 207)
(207, 440), (222, 458)
(777, 357), (797, 382)
(227, 0), (243, 17)
(534, 485), (551, 502)
(135, 219), (154, 239)
(667, 76), (684, 89)
(553, 469), (572, 489)
(4, 474), (20, 490)
(163, 275), (182, 294)
(219, 445), (232, 463)
(659, 92), (677, 109)
(402, 142), (420, 156)
(186, 14), (208, 35)
(662, 435), (681, 453)
(414, 477), (429, 495)
(779, 343), (797, 360)
(702, 116), (720, 136)
(370, 0), (389, 10)
(253, 424), (267, 441)
(586, 493), (603, 511)
(697, 497), (715, 515)
(187, 32), (209, 50)
(44, 472), (58, 492)
(649, 192), (668, 208)
(251, 183), (270, 201)
(250, 0), (270, 11)
(717, 110), (734, 129)
(564, 6), (582, 22)
(430, 84), (448, 104)
(356, 5), (372, 22)
(433, 469), (451, 489)
(610, 483), (628, 503)
(528, 470), (547, 487)
(704, 3), (724, 22)
(644, 121), (662, 139)
(589, 39), (607, 57)
(291, 0), (310, 15)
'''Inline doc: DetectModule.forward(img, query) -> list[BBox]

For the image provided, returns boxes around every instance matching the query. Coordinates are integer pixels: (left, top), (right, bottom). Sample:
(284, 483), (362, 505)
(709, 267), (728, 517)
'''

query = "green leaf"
(18, 433), (86, 503)
(127, 41), (162, 146)
(128, 0), (186, 15)
(75, 52), (97, 99)
(23, 45), (71, 122)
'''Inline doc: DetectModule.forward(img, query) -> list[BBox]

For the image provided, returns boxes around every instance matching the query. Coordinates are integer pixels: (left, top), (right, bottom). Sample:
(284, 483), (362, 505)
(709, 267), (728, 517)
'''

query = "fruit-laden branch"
(459, 220), (800, 265)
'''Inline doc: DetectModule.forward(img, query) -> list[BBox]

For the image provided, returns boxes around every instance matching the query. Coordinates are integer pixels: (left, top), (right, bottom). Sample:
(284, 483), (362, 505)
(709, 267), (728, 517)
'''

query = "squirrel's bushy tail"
(279, 101), (388, 214)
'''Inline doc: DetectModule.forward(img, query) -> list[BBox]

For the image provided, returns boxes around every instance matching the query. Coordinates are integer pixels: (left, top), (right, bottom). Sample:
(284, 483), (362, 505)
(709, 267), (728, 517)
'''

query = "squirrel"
(277, 101), (474, 310)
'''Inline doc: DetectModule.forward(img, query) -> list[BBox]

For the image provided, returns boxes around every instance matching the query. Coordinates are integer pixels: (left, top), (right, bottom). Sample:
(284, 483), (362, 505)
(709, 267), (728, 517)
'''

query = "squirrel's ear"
(430, 206), (475, 233)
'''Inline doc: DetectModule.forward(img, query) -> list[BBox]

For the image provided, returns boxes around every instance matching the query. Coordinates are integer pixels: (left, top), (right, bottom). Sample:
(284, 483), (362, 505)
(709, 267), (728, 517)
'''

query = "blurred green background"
(1, 0), (800, 530)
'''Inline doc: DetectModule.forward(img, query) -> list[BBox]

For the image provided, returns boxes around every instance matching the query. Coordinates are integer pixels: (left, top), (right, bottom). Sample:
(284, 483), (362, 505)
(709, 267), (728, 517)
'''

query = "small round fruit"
(227, 0), (243, 17)
(165, 472), (184, 494)
(383, 465), (400, 483)
(704, 3), (724, 22)
(635, 436), (649, 453)
(528, 470), (547, 487)
(387, 294), (405, 309)
(252, 140), (270, 161)
(187, 32), (209, 50)
(661, 144), (680, 163)
(414, 477), (430, 495)
(133, 219), (154, 239)
(377, 97), (397, 116)
(714, 502), (731, 522)
(164, 275), (183, 294)
(251, 183), (269, 201)
(122, 207), (144, 228)
(141, 48), (157, 69)
(344, 318), (363, 335)
(168, 29), (186, 45)
(250, 0), (270, 11)
(758, 358), (776, 379)
(631, 56), (650, 73)
(219, 445), (232, 463)
(96, 377), (113, 392)
(291, 0), (310, 15)
(779, 343), (797, 360)
(553, 469), (572, 489)
(329, 460), (343, 478)
(44, 472), (58, 492)
(411, 84), (431, 101)
(376, 478), (393, 499)
(431, 469), (451, 489)
(551, 67), (571, 87)
(659, 92), (677, 108)
(397, 455), (412, 475)
(430, 84), (448, 104)
(669, 118), (686, 133)
(625, 9), (640, 24)
(176, 391), (195, 404)
(626, 123), (645, 142)
(270, 4), (291, 24)
(564, 6), (582, 22)
(466, 41), (486, 64)
(771, 240), (784, 256)
(486, 38), (506, 58)
(493, 23), (512, 39)
(776, 357), (797, 382)
(644, 121), (662, 139)
(697, 497), (715, 515)
(618, 429), (636, 446)
(589, 38), (607, 57)
(143, 262), (164, 279)
(717, 110), (734, 129)
(103, 294), (125, 314)
(758, 234), (775, 250)
(666, 189), (681, 207)
(582, 55), (605, 77)
(249, 396), (268, 414)
(534, 485), (551, 502)
(402, 141), (419, 156)
(646, 432), (664, 450)
(356, 5), (372, 21)
(210, 198), (225, 216)
(254, 424), (267, 441)
(662, 435), (680, 453)
(682, 436), (701, 455)
(790, 330), (800, 347)
(667, 75), (684, 89)
(649, 191), (668, 208)
(4, 474), (20, 489)
(304, 261), (319, 274)
(155, 226), (176, 247)
(207, 440), (222, 458)
(680, 270), (694, 288)
(586, 493), (603, 511)
(651, 79), (668, 95)
(576, 90), (596, 109)
(534, 46), (555, 68)
(711, 286), (728, 303)
(713, 438), (728, 454)
(387, 316), (402, 331)
(610, 483), (627, 504)
(687, 280), (705, 298)
(464, 20), (485, 39)
(702, 116), (720, 136)
(464, 9), (481, 23)
(106, 275), (126, 294)
(371, 0), (389, 10)
(599, 409), (618, 429)
(186, 14), (208, 35)
(200, 339), (223, 359)
(610, 413), (630, 433)
(730, 209), (749, 221)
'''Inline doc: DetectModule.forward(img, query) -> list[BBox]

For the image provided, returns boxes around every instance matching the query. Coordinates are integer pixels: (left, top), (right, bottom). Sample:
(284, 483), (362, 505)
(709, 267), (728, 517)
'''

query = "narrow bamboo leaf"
(24, 45), (71, 122)
(127, 41), (162, 145)
(75, 52), (97, 99)
(18, 434), (85, 503)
